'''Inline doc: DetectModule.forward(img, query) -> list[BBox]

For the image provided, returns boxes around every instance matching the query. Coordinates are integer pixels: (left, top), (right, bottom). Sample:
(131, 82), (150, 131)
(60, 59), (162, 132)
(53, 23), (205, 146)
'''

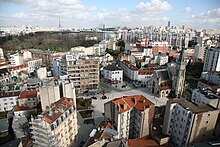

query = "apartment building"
(102, 64), (123, 84)
(190, 88), (220, 109)
(163, 99), (219, 147)
(30, 97), (78, 147)
(104, 95), (155, 139)
(193, 44), (206, 61)
(0, 91), (19, 112)
(65, 56), (99, 93)
(8, 52), (23, 67)
(29, 49), (59, 68)
(200, 71), (220, 86)
(148, 41), (169, 54)
(120, 60), (154, 85)
(18, 90), (39, 108)
(24, 58), (42, 73)
(203, 47), (220, 72)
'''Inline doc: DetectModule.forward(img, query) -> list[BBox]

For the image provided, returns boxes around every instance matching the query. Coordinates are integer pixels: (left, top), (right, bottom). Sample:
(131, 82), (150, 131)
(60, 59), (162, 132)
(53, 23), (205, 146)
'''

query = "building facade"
(65, 57), (100, 93)
(190, 88), (220, 109)
(104, 95), (155, 139)
(0, 91), (19, 112)
(203, 47), (220, 72)
(18, 90), (39, 108)
(30, 98), (78, 147)
(102, 64), (123, 84)
(163, 99), (219, 147)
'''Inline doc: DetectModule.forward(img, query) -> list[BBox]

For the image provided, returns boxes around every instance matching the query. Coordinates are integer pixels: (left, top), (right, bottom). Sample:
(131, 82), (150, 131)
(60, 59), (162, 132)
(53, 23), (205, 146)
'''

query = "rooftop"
(10, 64), (27, 71)
(0, 91), (20, 98)
(42, 97), (74, 124)
(103, 64), (122, 71)
(84, 120), (118, 147)
(19, 90), (38, 99)
(111, 95), (154, 113)
(169, 98), (217, 113)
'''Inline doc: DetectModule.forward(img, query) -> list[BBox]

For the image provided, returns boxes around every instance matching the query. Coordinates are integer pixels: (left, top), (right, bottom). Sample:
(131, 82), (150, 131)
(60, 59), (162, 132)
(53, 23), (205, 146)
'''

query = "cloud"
(136, 0), (172, 11)
(182, 8), (220, 28)
(182, 7), (191, 13)
(13, 12), (27, 19)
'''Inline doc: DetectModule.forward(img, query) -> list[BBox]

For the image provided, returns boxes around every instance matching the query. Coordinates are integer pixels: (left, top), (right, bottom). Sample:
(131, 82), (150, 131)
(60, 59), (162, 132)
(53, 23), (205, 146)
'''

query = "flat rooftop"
(171, 99), (217, 113)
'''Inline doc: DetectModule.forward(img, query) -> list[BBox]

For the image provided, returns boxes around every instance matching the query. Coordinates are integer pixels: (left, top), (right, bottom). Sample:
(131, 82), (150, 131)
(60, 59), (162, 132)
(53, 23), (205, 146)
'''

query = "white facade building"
(103, 64), (123, 83)
(0, 48), (3, 59)
(9, 53), (23, 67)
(0, 91), (19, 112)
(191, 88), (220, 109)
(163, 99), (219, 147)
(25, 58), (42, 73)
(193, 44), (205, 61)
(156, 54), (169, 65)
(203, 47), (220, 72)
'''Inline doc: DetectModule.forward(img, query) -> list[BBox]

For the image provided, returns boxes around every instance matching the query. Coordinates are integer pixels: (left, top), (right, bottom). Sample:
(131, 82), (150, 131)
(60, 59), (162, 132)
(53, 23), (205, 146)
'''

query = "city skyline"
(0, 0), (220, 29)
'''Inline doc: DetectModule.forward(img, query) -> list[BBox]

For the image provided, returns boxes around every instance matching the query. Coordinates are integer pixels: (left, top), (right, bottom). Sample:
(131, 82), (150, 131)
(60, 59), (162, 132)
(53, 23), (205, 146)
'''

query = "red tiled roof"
(19, 70), (28, 75)
(121, 60), (138, 71)
(112, 95), (154, 113)
(43, 97), (74, 124)
(16, 106), (30, 111)
(118, 53), (125, 57)
(11, 64), (27, 70)
(128, 136), (160, 147)
(19, 90), (37, 99)
(138, 70), (155, 75)
(51, 55), (61, 58)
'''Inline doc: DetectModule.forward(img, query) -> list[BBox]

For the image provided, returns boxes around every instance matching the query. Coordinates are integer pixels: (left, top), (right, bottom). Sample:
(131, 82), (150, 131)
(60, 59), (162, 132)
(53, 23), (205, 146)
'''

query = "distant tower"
(175, 47), (187, 97)
(58, 18), (62, 28)
(168, 21), (171, 28)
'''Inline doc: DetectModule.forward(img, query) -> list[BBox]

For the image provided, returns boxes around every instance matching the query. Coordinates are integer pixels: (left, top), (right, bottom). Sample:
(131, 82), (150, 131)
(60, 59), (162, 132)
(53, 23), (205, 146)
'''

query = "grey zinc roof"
(103, 64), (122, 71)
(104, 128), (118, 136)
(157, 70), (170, 81)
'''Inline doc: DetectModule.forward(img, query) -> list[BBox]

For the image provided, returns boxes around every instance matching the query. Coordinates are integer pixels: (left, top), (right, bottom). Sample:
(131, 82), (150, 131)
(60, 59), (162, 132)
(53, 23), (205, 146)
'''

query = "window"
(208, 114), (210, 117)
(206, 121), (208, 124)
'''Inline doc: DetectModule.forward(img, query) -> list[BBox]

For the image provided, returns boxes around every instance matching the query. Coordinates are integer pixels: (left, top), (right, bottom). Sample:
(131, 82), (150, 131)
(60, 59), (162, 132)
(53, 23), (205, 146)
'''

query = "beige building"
(18, 90), (39, 108)
(29, 49), (59, 68)
(163, 98), (219, 147)
(30, 97), (78, 147)
(65, 57), (100, 93)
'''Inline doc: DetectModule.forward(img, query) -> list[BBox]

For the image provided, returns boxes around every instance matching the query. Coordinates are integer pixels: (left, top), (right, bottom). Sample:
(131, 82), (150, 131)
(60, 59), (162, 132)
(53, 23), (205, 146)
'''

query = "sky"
(0, 0), (220, 29)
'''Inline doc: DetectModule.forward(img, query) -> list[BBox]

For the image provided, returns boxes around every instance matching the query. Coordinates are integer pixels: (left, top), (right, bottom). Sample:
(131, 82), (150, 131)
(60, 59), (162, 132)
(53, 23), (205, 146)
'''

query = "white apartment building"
(30, 97), (78, 147)
(163, 99), (219, 147)
(193, 44), (206, 61)
(52, 56), (66, 77)
(18, 90), (39, 108)
(40, 83), (60, 111)
(119, 60), (139, 82)
(102, 64), (123, 84)
(156, 53), (169, 65)
(0, 48), (3, 59)
(10, 64), (28, 77)
(104, 95), (155, 139)
(202, 71), (220, 86)
(191, 88), (220, 109)
(0, 91), (19, 112)
(9, 52), (23, 67)
(25, 58), (42, 73)
(203, 47), (220, 72)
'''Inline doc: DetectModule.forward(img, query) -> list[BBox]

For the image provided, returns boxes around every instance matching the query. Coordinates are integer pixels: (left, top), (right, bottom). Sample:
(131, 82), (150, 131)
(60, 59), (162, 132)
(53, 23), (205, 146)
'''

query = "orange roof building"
(18, 90), (39, 108)
(30, 97), (78, 147)
(104, 95), (155, 139)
